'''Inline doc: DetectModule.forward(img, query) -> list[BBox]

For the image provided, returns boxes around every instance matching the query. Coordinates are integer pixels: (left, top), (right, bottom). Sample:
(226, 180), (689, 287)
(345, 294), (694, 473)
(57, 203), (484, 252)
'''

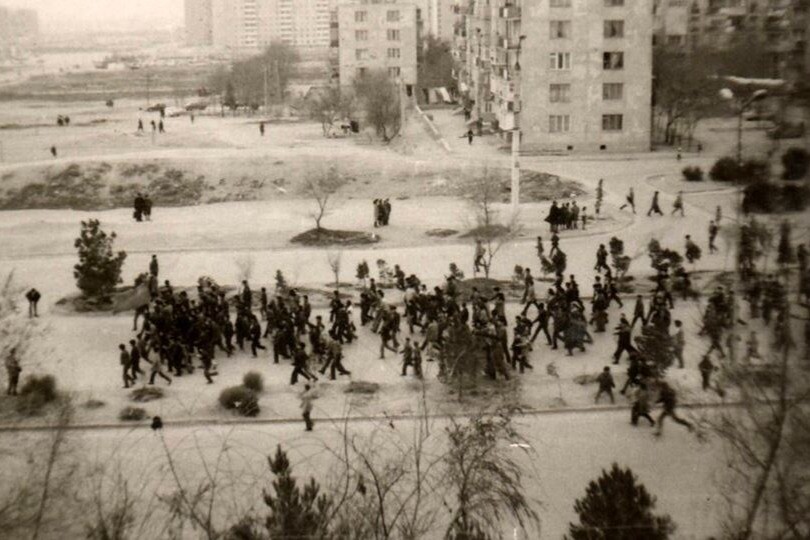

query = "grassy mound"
(119, 406), (147, 422)
(290, 228), (380, 247)
(130, 386), (165, 403)
(425, 228), (458, 238)
(459, 224), (511, 240)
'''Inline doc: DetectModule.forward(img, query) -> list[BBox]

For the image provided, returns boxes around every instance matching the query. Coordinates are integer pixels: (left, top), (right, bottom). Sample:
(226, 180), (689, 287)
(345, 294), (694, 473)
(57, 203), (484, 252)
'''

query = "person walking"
(149, 255), (159, 278)
(158, 120), (165, 133)
(300, 384), (317, 431)
(673, 320), (686, 368)
(698, 354), (717, 391)
(260, 122), (266, 136)
(647, 191), (663, 216)
(119, 344), (135, 389)
(619, 187), (636, 213)
(655, 381), (693, 436)
(5, 347), (21, 396)
(708, 221), (719, 253)
(50, 146), (57, 158)
(630, 383), (655, 427)
(148, 351), (172, 386)
(129, 339), (144, 380)
(671, 191), (685, 217)
(137, 119), (144, 132)
(613, 315), (636, 364)
(25, 288), (41, 318)
(595, 366), (616, 404)
(473, 240), (485, 275)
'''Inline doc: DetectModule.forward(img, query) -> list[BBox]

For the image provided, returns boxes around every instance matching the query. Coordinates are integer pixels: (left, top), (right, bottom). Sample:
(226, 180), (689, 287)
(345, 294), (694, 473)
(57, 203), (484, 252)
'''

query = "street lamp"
(510, 36), (526, 214)
(719, 87), (768, 164)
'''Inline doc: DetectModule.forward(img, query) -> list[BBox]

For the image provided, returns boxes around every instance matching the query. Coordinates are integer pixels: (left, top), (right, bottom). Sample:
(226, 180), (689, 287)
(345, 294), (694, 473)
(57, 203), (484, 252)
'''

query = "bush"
(782, 147), (809, 180)
(19, 374), (58, 402)
(219, 386), (260, 417)
(681, 166), (703, 182)
(73, 219), (127, 299)
(780, 184), (810, 212)
(710, 157), (768, 184)
(710, 157), (739, 182)
(242, 371), (264, 393)
(743, 182), (809, 213)
(130, 386), (165, 403)
(118, 406), (147, 421)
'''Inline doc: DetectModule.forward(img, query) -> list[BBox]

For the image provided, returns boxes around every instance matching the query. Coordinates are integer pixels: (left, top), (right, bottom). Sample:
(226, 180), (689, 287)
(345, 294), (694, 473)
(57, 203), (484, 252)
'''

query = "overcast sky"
(2, 0), (184, 32)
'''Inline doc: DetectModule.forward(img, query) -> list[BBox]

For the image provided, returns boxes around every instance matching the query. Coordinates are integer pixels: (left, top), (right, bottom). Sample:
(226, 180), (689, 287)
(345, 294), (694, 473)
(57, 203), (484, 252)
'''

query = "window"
(355, 48), (367, 60)
(603, 82), (623, 100)
(387, 29), (400, 40)
(604, 20), (624, 38)
(550, 20), (572, 38)
(387, 48), (400, 58)
(355, 30), (368, 41)
(605, 0), (624, 5)
(549, 83), (571, 103)
(667, 35), (685, 45)
(549, 52), (571, 70)
(603, 51), (624, 69)
(387, 10), (400, 22)
(388, 66), (401, 77)
(602, 114), (623, 130)
(549, 115), (571, 133)
(356, 67), (367, 78)
(550, 0), (572, 6)
(355, 10), (367, 22)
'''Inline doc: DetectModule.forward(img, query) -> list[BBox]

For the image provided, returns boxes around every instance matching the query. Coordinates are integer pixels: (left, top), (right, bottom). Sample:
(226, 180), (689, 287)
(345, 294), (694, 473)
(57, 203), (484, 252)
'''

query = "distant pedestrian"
(647, 191), (663, 216)
(143, 194), (153, 220)
(25, 288), (41, 318)
(151, 120), (156, 132)
(698, 354), (716, 391)
(463, 129), (474, 145)
(595, 366), (615, 404)
(715, 205), (722, 224)
(300, 384), (316, 431)
(149, 255), (159, 278)
(137, 119), (144, 132)
(473, 240), (485, 274)
(50, 146), (57, 158)
(708, 221), (719, 253)
(673, 320), (685, 368)
(158, 120), (165, 133)
(260, 122), (265, 136)
(119, 344), (135, 389)
(671, 191), (685, 216)
(620, 187), (635, 213)
(5, 347), (21, 396)
(190, 114), (195, 123)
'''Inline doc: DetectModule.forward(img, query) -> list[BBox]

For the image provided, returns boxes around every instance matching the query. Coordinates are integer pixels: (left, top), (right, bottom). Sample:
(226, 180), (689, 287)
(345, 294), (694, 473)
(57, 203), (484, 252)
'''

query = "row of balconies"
(499, 5), (522, 19)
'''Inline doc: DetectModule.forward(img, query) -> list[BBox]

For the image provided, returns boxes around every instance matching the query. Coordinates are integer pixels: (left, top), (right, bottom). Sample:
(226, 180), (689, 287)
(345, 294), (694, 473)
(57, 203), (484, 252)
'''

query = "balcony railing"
(499, 5), (521, 19)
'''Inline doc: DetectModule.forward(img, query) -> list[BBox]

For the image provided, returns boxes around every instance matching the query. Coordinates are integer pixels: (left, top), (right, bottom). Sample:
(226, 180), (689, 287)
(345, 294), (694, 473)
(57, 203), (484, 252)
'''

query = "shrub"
(19, 374), (58, 403)
(243, 371), (264, 393)
(219, 385), (260, 417)
(743, 182), (809, 213)
(780, 184), (810, 212)
(710, 157), (768, 184)
(710, 157), (739, 182)
(781, 147), (809, 180)
(130, 386), (165, 403)
(118, 406), (147, 421)
(73, 219), (127, 299)
(681, 166), (703, 182)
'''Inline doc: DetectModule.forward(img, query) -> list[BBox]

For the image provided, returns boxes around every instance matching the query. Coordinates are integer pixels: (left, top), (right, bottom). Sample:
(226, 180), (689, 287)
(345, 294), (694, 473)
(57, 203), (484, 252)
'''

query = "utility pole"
(146, 70), (152, 107)
(263, 65), (269, 111)
(510, 129), (520, 212)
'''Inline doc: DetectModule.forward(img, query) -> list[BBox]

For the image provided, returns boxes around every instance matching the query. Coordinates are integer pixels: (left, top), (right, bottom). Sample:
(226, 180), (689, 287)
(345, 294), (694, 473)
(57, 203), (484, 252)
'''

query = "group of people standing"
(373, 199), (392, 227)
(544, 200), (588, 233)
(133, 193), (153, 222)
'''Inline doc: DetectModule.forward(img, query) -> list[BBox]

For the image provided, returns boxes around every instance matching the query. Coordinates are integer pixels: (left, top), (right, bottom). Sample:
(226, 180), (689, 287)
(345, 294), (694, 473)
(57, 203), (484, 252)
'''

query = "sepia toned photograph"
(0, 0), (808, 538)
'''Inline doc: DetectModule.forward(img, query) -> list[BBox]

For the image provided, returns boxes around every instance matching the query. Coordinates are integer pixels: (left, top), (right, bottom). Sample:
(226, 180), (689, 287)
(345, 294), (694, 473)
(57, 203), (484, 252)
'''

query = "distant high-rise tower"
(184, 0), (214, 46)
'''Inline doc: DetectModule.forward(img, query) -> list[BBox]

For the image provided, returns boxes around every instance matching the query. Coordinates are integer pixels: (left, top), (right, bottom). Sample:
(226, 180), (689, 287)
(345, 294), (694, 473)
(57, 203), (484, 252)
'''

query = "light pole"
(510, 35), (526, 214)
(719, 87), (768, 165)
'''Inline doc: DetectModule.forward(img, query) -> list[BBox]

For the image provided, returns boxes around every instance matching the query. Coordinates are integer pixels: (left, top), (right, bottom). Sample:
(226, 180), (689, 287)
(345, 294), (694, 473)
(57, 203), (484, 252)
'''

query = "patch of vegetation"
(710, 157), (769, 183)
(82, 399), (106, 409)
(425, 228), (458, 238)
(290, 228), (380, 246)
(219, 385), (260, 417)
(243, 371), (264, 393)
(147, 169), (207, 206)
(15, 374), (58, 415)
(0, 163), (109, 210)
(460, 224), (511, 240)
(681, 166), (704, 182)
(344, 381), (380, 395)
(119, 162), (161, 178)
(118, 406), (147, 422)
(130, 386), (165, 403)
(743, 181), (810, 213)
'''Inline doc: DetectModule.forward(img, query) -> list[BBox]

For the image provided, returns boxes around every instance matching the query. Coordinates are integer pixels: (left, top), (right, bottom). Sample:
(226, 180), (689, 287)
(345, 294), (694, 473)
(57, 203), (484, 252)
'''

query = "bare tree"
(309, 85), (355, 137)
(234, 255), (255, 284)
(354, 70), (402, 143)
(302, 165), (347, 231)
(467, 170), (521, 279)
(32, 400), (75, 540)
(328, 252), (343, 289)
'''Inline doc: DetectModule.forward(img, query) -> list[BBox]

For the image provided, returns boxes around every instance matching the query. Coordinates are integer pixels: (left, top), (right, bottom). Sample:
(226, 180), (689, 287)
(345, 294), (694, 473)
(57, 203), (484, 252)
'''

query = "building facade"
(455, 0), (652, 154)
(337, 1), (419, 87)
(185, 0), (214, 46)
(191, 0), (334, 52)
(0, 6), (39, 46)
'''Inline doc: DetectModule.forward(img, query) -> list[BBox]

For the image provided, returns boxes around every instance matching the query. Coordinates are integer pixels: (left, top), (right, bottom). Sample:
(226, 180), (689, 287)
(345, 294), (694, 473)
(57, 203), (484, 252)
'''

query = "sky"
(1, 0), (184, 33)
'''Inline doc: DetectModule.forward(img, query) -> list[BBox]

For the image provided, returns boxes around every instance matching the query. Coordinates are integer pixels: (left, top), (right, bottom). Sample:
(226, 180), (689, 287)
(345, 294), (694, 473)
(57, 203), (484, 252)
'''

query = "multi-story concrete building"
(193, 0), (334, 53)
(0, 6), (39, 45)
(454, 0), (652, 154)
(337, 1), (419, 88)
(185, 0), (214, 46)
(414, 0), (456, 40)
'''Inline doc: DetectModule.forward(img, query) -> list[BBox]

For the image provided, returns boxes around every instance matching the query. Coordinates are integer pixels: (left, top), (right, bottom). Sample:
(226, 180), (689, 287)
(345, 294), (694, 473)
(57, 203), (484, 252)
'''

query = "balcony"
(499, 5), (522, 19)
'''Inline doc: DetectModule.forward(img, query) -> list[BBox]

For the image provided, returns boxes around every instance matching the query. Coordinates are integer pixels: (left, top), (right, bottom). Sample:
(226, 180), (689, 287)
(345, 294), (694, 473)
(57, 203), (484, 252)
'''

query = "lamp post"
(510, 35), (526, 214)
(719, 87), (768, 165)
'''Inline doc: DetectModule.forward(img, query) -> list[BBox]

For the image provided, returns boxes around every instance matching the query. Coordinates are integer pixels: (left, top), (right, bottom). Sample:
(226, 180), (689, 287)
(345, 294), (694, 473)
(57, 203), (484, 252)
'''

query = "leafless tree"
(328, 252), (343, 289)
(354, 70), (402, 143)
(302, 165), (347, 231)
(234, 255), (255, 284)
(467, 170), (521, 279)
(310, 85), (355, 137)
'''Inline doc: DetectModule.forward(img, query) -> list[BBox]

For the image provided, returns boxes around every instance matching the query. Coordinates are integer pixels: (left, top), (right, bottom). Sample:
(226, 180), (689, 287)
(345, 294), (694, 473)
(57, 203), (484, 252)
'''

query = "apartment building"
(655, 0), (808, 81)
(185, 0), (214, 46)
(191, 0), (333, 52)
(455, 0), (652, 154)
(337, 1), (419, 87)
(0, 6), (39, 45)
